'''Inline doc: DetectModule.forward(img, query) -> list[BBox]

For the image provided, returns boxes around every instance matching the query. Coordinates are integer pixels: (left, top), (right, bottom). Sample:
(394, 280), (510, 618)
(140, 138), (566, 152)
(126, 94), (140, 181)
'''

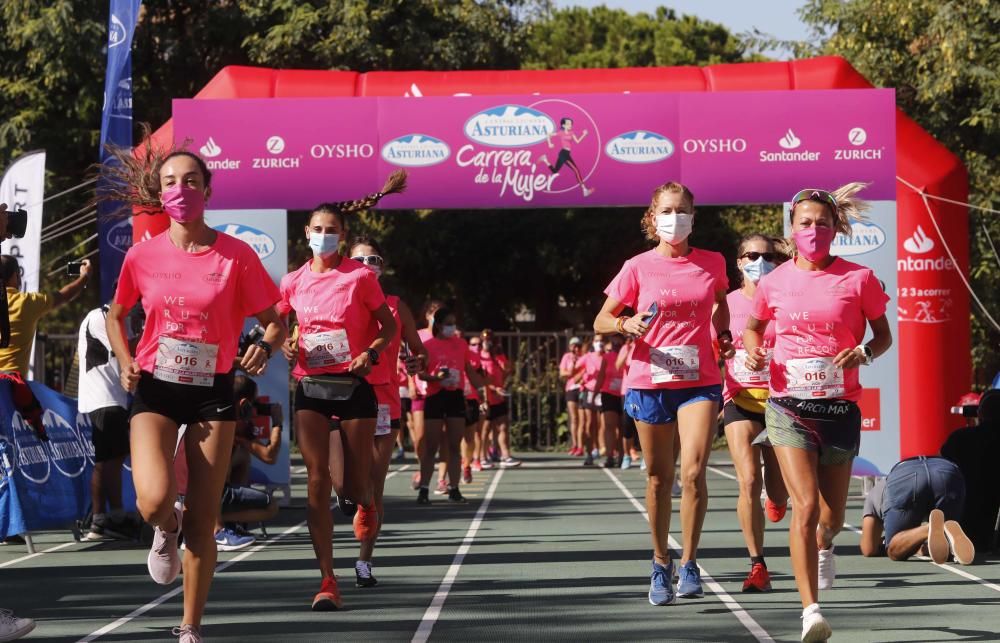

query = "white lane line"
(0, 540), (78, 569)
(77, 520), (307, 642)
(411, 469), (505, 643)
(603, 467), (775, 643)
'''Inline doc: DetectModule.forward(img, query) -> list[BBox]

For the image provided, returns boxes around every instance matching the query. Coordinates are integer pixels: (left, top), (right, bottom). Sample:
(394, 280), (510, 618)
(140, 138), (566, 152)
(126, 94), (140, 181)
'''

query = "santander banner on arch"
(171, 89), (895, 209)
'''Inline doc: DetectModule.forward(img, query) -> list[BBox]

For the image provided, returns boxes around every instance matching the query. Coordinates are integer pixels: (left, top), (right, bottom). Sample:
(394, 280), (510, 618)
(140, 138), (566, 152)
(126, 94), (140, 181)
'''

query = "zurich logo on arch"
(381, 134), (451, 167)
(464, 105), (555, 147)
(605, 130), (675, 164)
(213, 223), (276, 259)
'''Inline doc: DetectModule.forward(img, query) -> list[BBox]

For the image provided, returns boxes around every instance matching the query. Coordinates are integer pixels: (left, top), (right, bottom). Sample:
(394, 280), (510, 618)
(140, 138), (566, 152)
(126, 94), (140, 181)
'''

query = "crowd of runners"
(2, 137), (984, 643)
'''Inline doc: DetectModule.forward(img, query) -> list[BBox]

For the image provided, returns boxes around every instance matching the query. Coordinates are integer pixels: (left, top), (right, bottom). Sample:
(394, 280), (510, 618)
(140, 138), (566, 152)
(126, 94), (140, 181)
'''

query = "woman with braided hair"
(100, 140), (286, 643)
(277, 171), (404, 611)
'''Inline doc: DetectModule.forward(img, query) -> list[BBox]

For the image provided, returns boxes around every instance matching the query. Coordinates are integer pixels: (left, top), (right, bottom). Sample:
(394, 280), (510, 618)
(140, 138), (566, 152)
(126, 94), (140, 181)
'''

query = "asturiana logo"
(604, 130), (675, 164)
(903, 225), (935, 255)
(464, 105), (554, 148)
(215, 224), (276, 259)
(109, 14), (127, 47)
(381, 134), (451, 167)
(831, 220), (886, 257)
(106, 218), (133, 255)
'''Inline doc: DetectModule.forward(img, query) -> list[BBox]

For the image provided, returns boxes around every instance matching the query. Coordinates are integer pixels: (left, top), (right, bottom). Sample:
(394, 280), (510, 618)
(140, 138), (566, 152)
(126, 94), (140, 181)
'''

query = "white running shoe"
(148, 505), (183, 585)
(817, 546), (836, 590)
(0, 609), (35, 642)
(801, 603), (832, 642)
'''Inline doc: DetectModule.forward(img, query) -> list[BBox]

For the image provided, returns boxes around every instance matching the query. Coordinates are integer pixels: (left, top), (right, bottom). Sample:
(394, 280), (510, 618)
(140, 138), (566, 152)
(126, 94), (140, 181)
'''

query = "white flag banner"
(0, 151), (46, 292)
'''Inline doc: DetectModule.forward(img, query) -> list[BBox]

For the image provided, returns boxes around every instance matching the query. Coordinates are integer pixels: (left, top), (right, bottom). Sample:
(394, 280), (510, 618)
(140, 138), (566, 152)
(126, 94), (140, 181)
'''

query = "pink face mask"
(792, 226), (835, 262)
(161, 184), (206, 223)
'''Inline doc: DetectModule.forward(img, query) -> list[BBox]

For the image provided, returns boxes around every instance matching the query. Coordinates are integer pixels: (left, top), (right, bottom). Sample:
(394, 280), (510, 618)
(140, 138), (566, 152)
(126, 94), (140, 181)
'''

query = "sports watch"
(856, 344), (873, 366)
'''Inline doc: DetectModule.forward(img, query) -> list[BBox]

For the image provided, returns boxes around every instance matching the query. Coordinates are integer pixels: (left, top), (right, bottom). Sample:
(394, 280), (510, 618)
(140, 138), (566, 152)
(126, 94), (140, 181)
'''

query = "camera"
(7, 209), (27, 239)
(238, 324), (265, 356)
(66, 261), (85, 276)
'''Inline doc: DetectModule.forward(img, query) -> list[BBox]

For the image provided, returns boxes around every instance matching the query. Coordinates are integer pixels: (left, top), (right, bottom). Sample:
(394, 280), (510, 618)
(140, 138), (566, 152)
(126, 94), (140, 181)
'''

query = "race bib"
(301, 329), (351, 369)
(650, 345), (700, 383)
(610, 377), (623, 392)
(154, 337), (218, 387)
(441, 368), (461, 389)
(731, 349), (771, 386)
(785, 357), (844, 399)
(375, 403), (392, 436)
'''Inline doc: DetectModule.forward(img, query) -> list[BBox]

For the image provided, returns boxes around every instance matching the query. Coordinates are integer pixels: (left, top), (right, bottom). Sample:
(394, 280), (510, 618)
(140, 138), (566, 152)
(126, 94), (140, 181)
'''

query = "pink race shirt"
(605, 248), (727, 390)
(480, 352), (509, 405)
(600, 350), (625, 396)
(724, 289), (777, 403)
(751, 258), (888, 402)
(559, 352), (581, 392)
(413, 327), (433, 397)
(465, 347), (482, 401)
(114, 231), (279, 380)
(580, 351), (604, 392)
(367, 294), (401, 386)
(423, 335), (469, 396)
(278, 258), (386, 380)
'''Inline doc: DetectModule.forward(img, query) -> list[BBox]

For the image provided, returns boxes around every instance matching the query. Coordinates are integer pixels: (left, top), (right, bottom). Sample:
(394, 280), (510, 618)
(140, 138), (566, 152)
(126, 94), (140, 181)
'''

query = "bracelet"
(253, 339), (272, 358)
(615, 316), (627, 334)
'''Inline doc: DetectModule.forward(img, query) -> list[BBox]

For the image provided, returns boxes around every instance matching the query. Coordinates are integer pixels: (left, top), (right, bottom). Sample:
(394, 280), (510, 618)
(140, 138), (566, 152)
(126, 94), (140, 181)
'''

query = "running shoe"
(671, 475), (682, 498)
(417, 488), (430, 505)
(463, 465), (473, 483)
(800, 603), (832, 642)
(411, 472), (421, 490)
(640, 458), (647, 471)
(817, 546), (836, 590)
(602, 456), (616, 469)
(568, 446), (579, 456)
(676, 561), (704, 598)
(147, 505), (182, 585)
(83, 515), (132, 541)
(648, 559), (676, 605)
(480, 459), (494, 470)
(590, 448), (600, 460)
(765, 498), (787, 523)
(944, 517), (975, 565)
(583, 453), (594, 466)
(472, 459), (483, 472)
(311, 576), (343, 611)
(214, 527), (256, 552)
(393, 446), (406, 462)
(0, 609), (35, 642)
(620, 455), (632, 470)
(448, 487), (467, 503)
(171, 624), (202, 643)
(337, 496), (357, 519)
(741, 562), (771, 592)
(927, 508), (949, 564)
(490, 448), (501, 464)
(355, 560), (378, 588)
(500, 456), (521, 468)
(353, 504), (379, 541)
(434, 479), (449, 495)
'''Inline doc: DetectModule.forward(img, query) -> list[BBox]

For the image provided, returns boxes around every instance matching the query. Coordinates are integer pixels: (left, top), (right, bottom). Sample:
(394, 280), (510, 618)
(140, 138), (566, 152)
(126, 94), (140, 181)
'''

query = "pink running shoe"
(147, 505), (182, 585)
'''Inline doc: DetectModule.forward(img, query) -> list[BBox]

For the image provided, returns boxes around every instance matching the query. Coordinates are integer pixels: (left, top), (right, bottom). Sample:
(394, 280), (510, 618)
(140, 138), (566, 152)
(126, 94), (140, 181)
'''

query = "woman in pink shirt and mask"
(594, 181), (733, 606)
(103, 149), (286, 643)
(278, 173), (402, 611)
(743, 184), (891, 642)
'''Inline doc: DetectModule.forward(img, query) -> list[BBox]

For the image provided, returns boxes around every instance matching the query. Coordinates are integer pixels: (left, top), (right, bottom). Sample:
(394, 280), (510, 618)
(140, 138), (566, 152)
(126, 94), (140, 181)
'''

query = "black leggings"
(548, 149), (584, 184)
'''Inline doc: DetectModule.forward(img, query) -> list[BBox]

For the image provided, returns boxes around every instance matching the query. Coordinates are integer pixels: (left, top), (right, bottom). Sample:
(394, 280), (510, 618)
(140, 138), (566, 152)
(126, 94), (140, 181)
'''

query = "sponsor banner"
(0, 382), (97, 539)
(785, 200), (898, 474)
(173, 89), (895, 209)
(204, 210), (290, 489)
(97, 0), (142, 301)
(896, 223), (956, 325)
(0, 151), (45, 292)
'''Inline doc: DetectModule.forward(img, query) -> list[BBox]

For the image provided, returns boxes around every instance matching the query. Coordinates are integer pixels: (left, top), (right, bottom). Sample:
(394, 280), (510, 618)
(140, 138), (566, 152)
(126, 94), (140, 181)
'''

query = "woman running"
(416, 308), (483, 504)
(410, 299), (443, 489)
(597, 335), (626, 468)
(594, 181), (732, 606)
(559, 337), (585, 455)
(278, 174), (403, 610)
(479, 330), (521, 468)
(539, 117), (593, 196)
(346, 235), (425, 588)
(103, 149), (286, 643)
(743, 184), (891, 642)
(578, 335), (605, 466)
(722, 234), (791, 593)
(464, 335), (485, 480)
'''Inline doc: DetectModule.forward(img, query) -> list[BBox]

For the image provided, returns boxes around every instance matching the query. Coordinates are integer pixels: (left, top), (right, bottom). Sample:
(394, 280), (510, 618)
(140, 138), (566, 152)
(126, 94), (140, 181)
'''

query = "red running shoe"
(353, 504), (379, 542)
(765, 498), (787, 523)
(312, 576), (343, 611)
(411, 472), (421, 490)
(462, 465), (473, 484)
(741, 562), (771, 592)
(472, 460), (483, 472)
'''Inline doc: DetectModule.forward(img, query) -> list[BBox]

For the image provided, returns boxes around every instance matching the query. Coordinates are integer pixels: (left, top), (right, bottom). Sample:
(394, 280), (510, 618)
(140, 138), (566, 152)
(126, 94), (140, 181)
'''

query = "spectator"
(941, 388), (1000, 552)
(0, 254), (90, 376)
(860, 456), (974, 564)
(77, 299), (137, 540)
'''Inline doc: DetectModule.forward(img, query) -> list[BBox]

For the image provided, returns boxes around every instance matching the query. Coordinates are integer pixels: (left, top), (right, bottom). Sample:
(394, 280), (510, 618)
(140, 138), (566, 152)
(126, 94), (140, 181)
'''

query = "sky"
(553, 0), (811, 57)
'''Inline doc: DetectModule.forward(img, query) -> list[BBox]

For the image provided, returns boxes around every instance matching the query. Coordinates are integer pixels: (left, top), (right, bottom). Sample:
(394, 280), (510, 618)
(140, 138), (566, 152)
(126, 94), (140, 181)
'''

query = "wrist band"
(615, 316), (627, 334)
(717, 330), (733, 342)
(254, 339), (272, 358)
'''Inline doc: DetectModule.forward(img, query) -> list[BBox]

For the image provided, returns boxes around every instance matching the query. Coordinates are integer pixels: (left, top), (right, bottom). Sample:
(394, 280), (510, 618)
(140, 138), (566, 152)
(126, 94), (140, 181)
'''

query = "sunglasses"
(350, 255), (384, 267)
(740, 252), (778, 262)
(790, 189), (838, 214)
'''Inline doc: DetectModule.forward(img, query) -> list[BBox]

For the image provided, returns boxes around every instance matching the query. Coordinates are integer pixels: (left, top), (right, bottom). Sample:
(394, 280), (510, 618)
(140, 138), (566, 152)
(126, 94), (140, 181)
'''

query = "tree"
(784, 0), (1000, 382)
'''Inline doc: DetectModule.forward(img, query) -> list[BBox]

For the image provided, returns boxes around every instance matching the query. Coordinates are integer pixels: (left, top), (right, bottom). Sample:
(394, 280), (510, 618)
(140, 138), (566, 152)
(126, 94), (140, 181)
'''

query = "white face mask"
(741, 257), (776, 284)
(309, 232), (340, 257)
(592, 341), (603, 352)
(441, 324), (457, 338)
(655, 213), (693, 245)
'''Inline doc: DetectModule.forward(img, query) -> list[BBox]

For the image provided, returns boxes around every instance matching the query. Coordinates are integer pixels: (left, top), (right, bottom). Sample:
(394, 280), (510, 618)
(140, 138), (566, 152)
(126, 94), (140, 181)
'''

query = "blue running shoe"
(648, 560), (676, 605)
(214, 527), (255, 552)
(677, 560), (704, 598)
